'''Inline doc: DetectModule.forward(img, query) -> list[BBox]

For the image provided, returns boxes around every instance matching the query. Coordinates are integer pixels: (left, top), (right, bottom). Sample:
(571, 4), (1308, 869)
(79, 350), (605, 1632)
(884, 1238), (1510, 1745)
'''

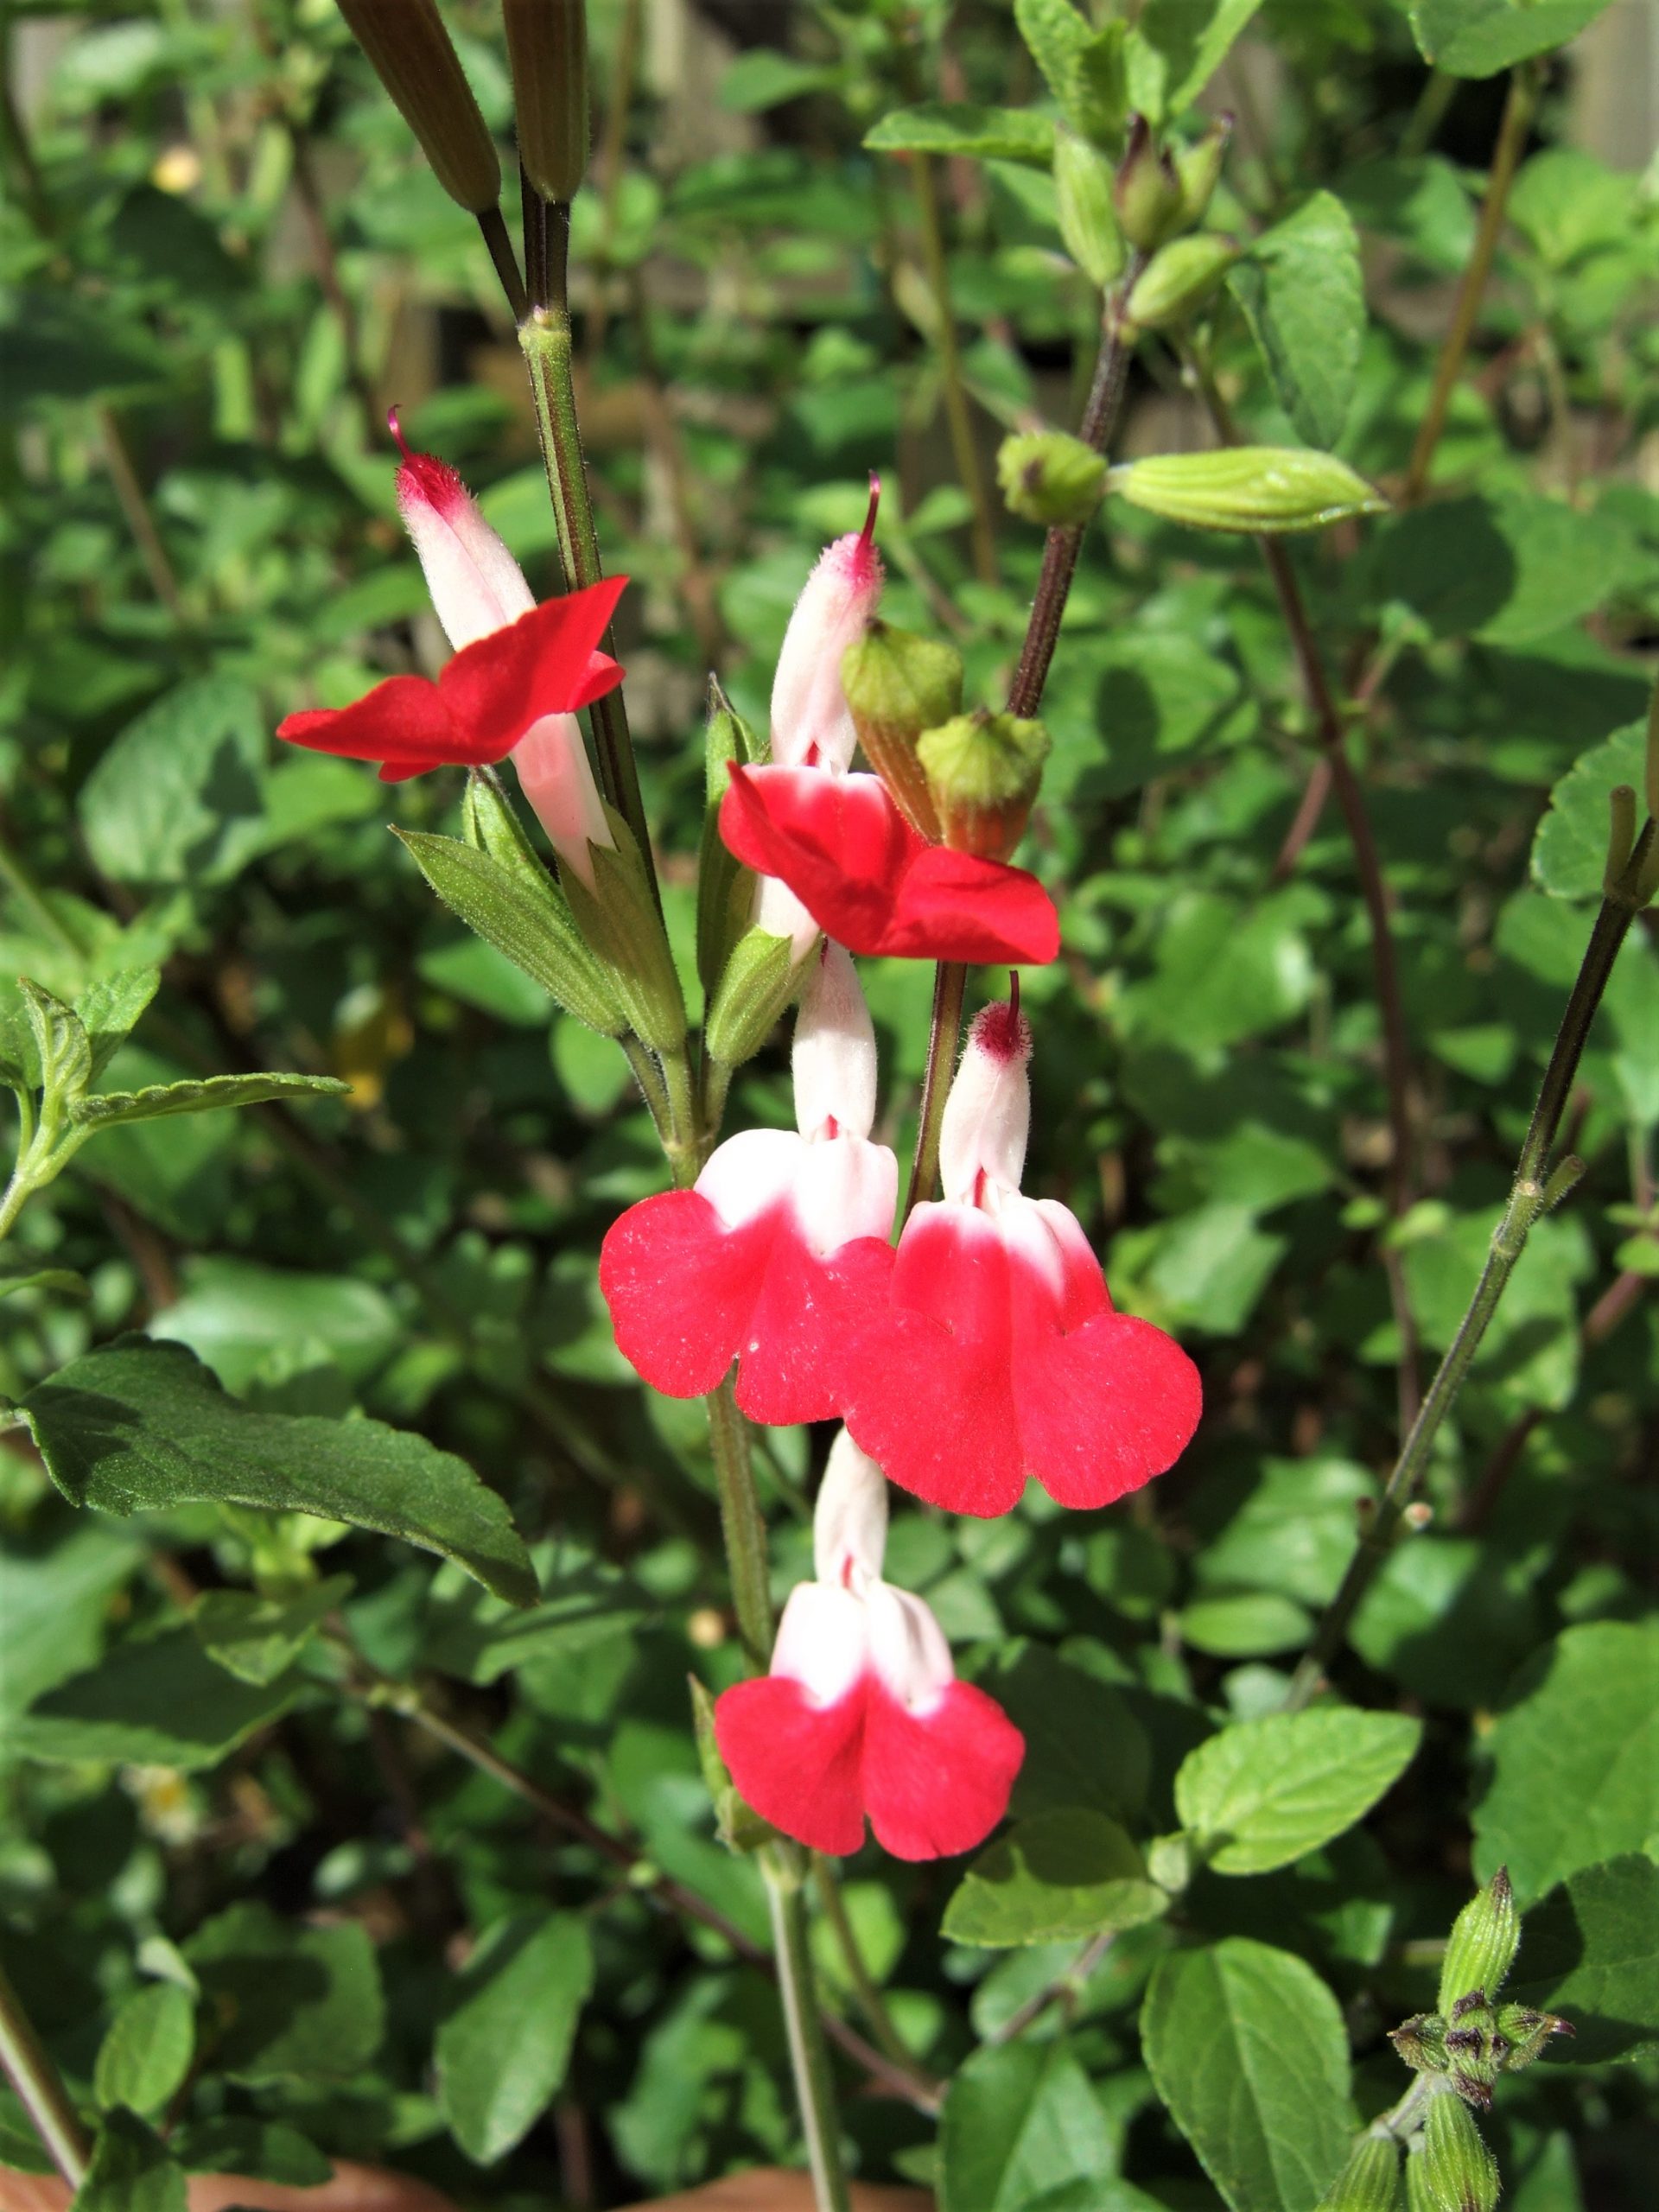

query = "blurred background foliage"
(0, 1), (1656, 2207)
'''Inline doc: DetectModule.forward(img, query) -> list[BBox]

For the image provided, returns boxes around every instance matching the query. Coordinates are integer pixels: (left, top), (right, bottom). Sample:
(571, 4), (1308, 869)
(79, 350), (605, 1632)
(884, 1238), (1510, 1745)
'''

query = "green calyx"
(1113, 115), (1186, 251)
(918, 710), (1051, 861)
(842, 620), (963, 839)
(997, 429), (1109, 528)
(1438, 1866), (1519, 2014)
(505, 0), (588, 207)
(1126, 234), (1238, 333)
(1419, 2089), (1499, 2212)
(1053, 127), (1123, 288)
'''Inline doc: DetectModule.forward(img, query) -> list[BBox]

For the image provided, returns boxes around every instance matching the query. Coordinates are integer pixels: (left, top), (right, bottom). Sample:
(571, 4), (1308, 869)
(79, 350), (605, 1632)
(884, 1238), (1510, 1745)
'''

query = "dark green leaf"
(76, 2109), (187, 2212)
(185, 1902), (385, 2084)
(21, 1338), (536, 1605)
(987, 1647), (1151, 1821)
(1508, 1854), (1659, 2066)
(1128, 0), (1264, 123)
(71, 1071), (348, 1128)
(865, 104), (1057, 168)
(93, 1983), (195, 2117)
(939, 2038), (1120, 2212)
(76, 967), (160, 1080)
(1531, 720), (1648, 899)
(435, 1913), (594, 2164)
(77, 677), (269, 887)
(943, 1810), (1169, 1947)
(1408, 0), (1616, 77)
(1174, 1709), (1422, 1875)
(1141, 1939), (1353, 2212)
(1178, 1592), (1313, 1659)
(1228, 193), (1365, 448)
(6, 1627), (302, 1769)
(171, 2118), (332, 2186)
(1471, 1620), (1659, 1904)
(0, 1262), (90, 1302)
(1367, 493), (1638, 645)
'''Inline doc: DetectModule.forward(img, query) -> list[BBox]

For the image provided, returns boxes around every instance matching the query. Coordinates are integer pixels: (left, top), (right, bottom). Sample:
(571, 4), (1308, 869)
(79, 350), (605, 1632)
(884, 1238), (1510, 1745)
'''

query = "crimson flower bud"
(772, 479), (885, 772)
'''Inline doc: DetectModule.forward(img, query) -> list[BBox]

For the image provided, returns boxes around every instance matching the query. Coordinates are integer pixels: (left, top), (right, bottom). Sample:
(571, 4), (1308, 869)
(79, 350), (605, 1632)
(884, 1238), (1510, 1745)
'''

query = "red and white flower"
(277, 416), (623, 874)
(714, 1430), (1024, 1859)
(841, 997), (1202, 1517)
(720, 487), (1059, 968)
(599, 944), (896, 1424)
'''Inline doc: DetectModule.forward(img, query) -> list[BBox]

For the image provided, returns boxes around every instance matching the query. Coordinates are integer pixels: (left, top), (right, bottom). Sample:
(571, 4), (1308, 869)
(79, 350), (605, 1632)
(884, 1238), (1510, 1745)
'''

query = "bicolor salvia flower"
(841, 995), (1201, 1516)
(718, 487), (1060, 966)
(277, 416), (623, 876)
(600, 944), (897, 1424)
(715, 1429), (1024, 1859)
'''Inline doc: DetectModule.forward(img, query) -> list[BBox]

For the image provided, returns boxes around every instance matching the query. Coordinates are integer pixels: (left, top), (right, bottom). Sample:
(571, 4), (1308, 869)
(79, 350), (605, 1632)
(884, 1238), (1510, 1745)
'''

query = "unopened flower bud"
(772, 479), (885, 772)
(939, 999), (1032, 1204)
(1439, 1866), (1519, 2014)
(996, 430), (1109, 528)
(1108, 448), (1387, 535)
(1113, 115), (1185, 251)
(513, 714), (612, 888)
(1054, 126), (1123, 287)
(338, 0), (501, 214)
(1389, 2012), (1450, 2078)
(812, 1428), (888, 1593)
(505, 0), (588, 206)
(793, 943), (878, 1143)
(1495, 2001), (1573, 2069)
(1125, 234), (1238, 332)
(1174, 116), (1232, 229)
(918, 710), (1051, 861)
(1421, 2089), (1499, 2212)
(841, 620), (960, 838)
(697, 679), (766, 995)
(391, 410), (535, 652)
(1314, 2133), (1402, 2212)
(1440, 1994), (1503, 2103)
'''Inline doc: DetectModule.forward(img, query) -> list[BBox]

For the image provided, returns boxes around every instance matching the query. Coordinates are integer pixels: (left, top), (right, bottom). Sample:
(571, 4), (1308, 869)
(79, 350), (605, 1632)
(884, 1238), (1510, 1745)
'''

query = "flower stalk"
(0, 1955), (91, 2190)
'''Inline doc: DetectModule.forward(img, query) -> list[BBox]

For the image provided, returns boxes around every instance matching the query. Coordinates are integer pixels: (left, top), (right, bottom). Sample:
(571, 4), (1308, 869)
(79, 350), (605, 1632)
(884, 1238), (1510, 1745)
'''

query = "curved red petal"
(882, 848), (1060, 965)
(1014, 1311), (1203, 1510)
(599, 1189), (772, 1400)
(714, 1675), (868, 1856)
(437, 577), (629, 762)
(276, 676), (456, 769)
(861, 1681), (1024, 1861)
(732, 1231), (895, 1427)
(842, 1318), (1027, 1519)
(720, 768), (924, 957)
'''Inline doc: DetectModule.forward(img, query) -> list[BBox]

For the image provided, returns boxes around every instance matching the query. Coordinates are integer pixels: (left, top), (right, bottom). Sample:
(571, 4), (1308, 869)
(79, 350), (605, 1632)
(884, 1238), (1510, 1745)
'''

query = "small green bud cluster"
(1390, 1866), (1570, 2111)
(841, 625), (1050, 867)
(1113, 113), (1230, 252)
(996, 430), (1109, 529)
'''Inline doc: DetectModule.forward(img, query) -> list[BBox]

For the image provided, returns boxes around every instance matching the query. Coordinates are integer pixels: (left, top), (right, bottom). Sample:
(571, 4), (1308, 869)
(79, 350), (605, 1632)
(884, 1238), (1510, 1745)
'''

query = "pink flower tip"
(969, 997), (1032, 1069)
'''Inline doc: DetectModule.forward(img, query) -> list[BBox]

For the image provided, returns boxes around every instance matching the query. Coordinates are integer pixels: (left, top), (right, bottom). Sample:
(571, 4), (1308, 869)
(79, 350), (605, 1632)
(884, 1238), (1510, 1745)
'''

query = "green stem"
(1403, 61), (1539, 505)
(765, 1853), (853, 2212)
(0, 1955), (91, 2190)
(1285, 837), (1652, 1710)
(518, 302), (654, 886)
(703, 1376), (773, 1667)
(903, 959), (968, 1218)
(811, 1858), (917, 2074)
(660, 1047), (702, 1189)
(909, 146), (998, 588)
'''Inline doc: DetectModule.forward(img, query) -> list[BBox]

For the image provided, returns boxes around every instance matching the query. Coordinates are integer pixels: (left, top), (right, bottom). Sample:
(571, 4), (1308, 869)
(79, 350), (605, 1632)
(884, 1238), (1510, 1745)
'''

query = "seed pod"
(1495, 2001), (1573, 2070)
(1113, 114), (1185, 251)
(1420, 2089), (1499, 2212)
(1174, 116), (1232, 228)
(918, 710), (1051, 861)
(704, 926), (802, 1070)
(1125, 234), (1238, 332)
(1108, 448), (1388, 535)
(337, 0), (500, 213)
(842, 621), (960, 839)
(1054, 126), (1123, 287)
(505, 0), (589, 206)
(1313, 2133), (1402, 2212)
(1439, 1866), (1520, 2013)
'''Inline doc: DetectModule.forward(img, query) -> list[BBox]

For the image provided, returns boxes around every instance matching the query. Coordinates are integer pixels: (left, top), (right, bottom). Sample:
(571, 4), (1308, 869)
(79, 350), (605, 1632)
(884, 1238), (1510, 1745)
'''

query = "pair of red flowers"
(280, 430), (1200, 1866)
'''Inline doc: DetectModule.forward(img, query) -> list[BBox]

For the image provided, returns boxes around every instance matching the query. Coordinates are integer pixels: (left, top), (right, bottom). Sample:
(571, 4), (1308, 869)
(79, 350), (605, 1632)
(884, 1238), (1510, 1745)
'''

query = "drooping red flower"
(600, 945), (896, 1425)
(841, 999), (1201, 1516)
(276, 412), (626, 784)
(721, 764), (1060, 966)
(715, 1432), (1023, 1859)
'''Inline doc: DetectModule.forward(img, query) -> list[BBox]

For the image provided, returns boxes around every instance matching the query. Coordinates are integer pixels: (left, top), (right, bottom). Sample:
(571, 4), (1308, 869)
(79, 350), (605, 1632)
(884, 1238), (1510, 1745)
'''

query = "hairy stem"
(1007, 262), (1144, 720)
(766, 1855), (853, 2212)
(903, 958), (968, 1218)
(1403, 62), (1539, 505)
(0, 1955), (91, 2189)
(811, 1858), (916, 2072)
(1286, 834), (1652, 1710)
(704, 1375), (773, 1667)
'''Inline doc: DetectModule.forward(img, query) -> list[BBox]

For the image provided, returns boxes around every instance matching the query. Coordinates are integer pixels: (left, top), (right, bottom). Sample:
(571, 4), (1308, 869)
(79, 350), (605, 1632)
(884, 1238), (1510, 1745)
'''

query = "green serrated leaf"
(1531, 720), (1648, 900)
(1506, 1853), (1659, 2066)
(1141, 1939), (1354, 2212)
(865, 103), (1057, 169)
(1408, 0), (1615, 79)
(1014, 0), (1128, 145)
(21, 978), (91, 1103)
(71, 1070), (348, 1128)
(75, 966), (160, 1080)
(1228, 192), (1365, 450)
(7, 1625), (303, 1770)
(1128, 0), (1263, 124)
(1175, 1709), (1422, 1874)
(20, 1338), (537, 1605)
(943, 1809), (1169, 1947)
(435, 1914), (594, 2164)
(184, 1902), (384, 2085)
(940, 2037), (1121, 2212)
(397, 828), (624, 1036)
(94, 1982), (195, 2117)
(76, 2109), (188, 2212)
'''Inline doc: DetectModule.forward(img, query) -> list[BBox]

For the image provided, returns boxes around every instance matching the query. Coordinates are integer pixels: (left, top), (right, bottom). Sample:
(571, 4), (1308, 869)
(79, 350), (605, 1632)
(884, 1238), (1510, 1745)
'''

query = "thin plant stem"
(0, 1955), (91, 2190)
(1403, 62), (1539, 505)
(909, 144), (998, 587)
(987, 1929), (1115, 2047)
(703, 1375), (773, 1666)
(1007, 260), (1144, 720)
(766, 1855), (853, 2212)
(1285, 830), (1654, 1711)
(94, 404), (188, 623)
(811, 1858), (915, 2072)
(477, 203), (531, 323)
(620, 1034), (671, 1135)
(903, 958), (968, 1218)
(1186, 348), (1423, 1424)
